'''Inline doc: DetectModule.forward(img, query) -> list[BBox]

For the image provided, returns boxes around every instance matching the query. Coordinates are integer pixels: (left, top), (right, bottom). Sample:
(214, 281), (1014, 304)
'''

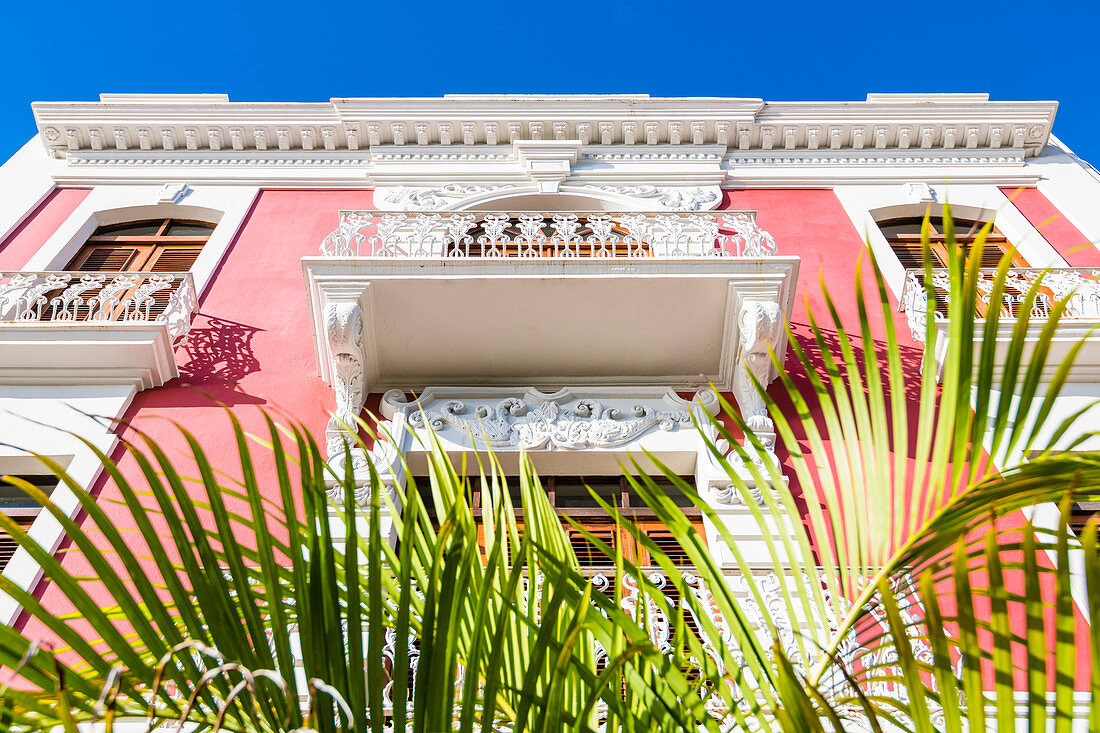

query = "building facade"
(0, 93), (1098, 716)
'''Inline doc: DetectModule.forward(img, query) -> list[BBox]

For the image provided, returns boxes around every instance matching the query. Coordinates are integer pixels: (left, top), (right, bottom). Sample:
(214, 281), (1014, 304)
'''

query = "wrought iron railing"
(320, 211), (778, 258)
(901, 266), (1100, 341)
(0, 271), (198, 342)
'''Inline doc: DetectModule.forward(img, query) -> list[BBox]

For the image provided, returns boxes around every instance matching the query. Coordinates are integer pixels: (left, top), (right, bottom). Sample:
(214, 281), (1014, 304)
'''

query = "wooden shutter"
(70, 245), (144, 272)
(566, 524), (621, 567)
(1071, 502), (1100, 536)
(633, 521), (705, 567)
(0, 515), (35, 572)
(45, 245), (144, 321)
(58, 225), (204, 323)
(141, 247), (203, 318)
(146, 246), (203, 272)
(636, 524), (693, 566)
(887, 239), (945, 270)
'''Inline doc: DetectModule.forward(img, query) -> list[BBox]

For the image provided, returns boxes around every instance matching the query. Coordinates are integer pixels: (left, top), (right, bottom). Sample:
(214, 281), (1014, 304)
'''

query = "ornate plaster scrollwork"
(580, 185), (720, 211)
(407, 396), (694, 450)
(380, 184), (510, 211)
(324, 301), (368, 475)
(713, 480), (781, 507)
(323, 301), (403, 499)
(734, 300), (783, 454)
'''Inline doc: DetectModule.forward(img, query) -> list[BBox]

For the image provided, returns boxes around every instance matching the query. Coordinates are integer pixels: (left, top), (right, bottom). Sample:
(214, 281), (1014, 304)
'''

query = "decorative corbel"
(324, 301), (368, 475)
(734, 300), (783, 453)
(513, 139), (582, 194)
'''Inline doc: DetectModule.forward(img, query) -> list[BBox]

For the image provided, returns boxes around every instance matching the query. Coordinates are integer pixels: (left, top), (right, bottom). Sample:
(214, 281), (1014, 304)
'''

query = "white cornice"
(24, 93), (1063, 189)
(32, 93), (1057, 159)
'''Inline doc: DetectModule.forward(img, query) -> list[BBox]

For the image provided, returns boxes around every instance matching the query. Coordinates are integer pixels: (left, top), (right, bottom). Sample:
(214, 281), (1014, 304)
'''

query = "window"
(0, 476), (52, 573)
(880, 216), (1039, 317)
(69, 218), (213, 273)
(879, 216), (1026, 270)
(465, 474), (704, 568)
(51, 218), (213, 321)
(1070, 502), (1100, 537)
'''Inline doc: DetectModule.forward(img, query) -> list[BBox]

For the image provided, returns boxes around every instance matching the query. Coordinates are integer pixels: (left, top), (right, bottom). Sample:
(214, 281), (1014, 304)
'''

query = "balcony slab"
(304, 256), (799, 392)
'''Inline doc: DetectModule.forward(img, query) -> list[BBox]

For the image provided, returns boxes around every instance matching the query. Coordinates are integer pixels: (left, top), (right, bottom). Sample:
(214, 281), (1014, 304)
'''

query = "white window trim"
(0, 383), (137, 626)
(832, 183), (1070, 301)
(20, 185), (259, 298)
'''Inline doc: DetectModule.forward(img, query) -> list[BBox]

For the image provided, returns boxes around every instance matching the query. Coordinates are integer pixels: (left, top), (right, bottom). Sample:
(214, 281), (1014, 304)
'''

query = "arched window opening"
(50, 218), (213, 321)
(878, 216), (1026, 270)
(68, 218), (213, 273)
(879, 216), (1038, 318)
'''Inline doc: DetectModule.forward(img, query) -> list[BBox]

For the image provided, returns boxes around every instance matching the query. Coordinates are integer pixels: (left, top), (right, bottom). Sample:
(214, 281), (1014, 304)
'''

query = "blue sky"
(2, 1), (1097, 163)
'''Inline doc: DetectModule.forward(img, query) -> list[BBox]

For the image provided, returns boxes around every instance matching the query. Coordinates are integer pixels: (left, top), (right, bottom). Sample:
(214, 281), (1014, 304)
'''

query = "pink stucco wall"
(1001, 186), (1100, 266)
(0, 188), (89, 270)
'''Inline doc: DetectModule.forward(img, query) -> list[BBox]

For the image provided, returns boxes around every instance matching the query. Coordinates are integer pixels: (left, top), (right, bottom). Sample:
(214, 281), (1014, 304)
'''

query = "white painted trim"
(1032, 136), (1100, 249)
(31, 94), (1057, 157)
(0, 384), (136, 626)
(21, 185), (258, 298)
(0, 139), (61, 244)
(832, 183), (1069, 300)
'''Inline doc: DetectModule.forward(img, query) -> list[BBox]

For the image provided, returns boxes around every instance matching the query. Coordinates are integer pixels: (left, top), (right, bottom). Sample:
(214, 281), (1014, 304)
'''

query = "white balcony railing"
(320, 211), (778, 258)
(901, 267), (1100, 341)
(0, 271), (198, 342)
(337, 570), (924, 724)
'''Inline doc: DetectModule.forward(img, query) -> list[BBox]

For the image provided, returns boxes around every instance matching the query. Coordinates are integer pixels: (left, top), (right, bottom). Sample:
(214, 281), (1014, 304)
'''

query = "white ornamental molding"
(380, 184), (510, 211)
(322, 300), (405, 494)
(577, 185), (721, 211)
(381, 387), (719, 453)
(376, 184), (722, 212)
(35, 94), (1056, 164)
(323, 301), (368, 471)
(409, 397), (690, 451)
(733, 300), (783, 449)
(513, 139), (582, 193)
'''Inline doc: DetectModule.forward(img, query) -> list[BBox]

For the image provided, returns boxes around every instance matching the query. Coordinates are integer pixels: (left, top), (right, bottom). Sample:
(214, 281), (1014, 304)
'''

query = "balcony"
(304, 210), (800, 393)
(319, 210), (782, 259)
(0, 271), (198, 388)
(901, 266), (1100, 381)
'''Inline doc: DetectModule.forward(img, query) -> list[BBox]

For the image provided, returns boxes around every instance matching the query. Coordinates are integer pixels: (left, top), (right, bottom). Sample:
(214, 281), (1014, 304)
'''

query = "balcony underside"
(305, 257), (799, 391)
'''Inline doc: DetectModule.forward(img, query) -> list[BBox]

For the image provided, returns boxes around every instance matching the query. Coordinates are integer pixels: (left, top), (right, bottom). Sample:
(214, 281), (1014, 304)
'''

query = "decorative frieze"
(382, 387), (719, 453)
(33, 95), (1058, 162)
(579, 185), (720, 211)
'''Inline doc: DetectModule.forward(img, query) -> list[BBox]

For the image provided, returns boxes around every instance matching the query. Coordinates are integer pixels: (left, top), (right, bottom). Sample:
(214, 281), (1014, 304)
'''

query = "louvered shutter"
(566, 525), (619, 567)
(71, 245), (143, 272)
(1071, 502), (1100, 536)
(146, 246), (203, 272)
(46, 245), (145, 321)
(141, 247), (202, 319)
(886, 240), (952, 317)
(638, 526), (692, 566)
(0, 515), (35, 572)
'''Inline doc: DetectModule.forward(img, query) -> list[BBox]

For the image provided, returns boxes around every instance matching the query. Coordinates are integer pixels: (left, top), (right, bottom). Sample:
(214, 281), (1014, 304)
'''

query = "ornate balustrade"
(320, 210), (778, 258)
(0, 270), (198, 342)
(329, 569), (924, 727)
(901, 266), (1100, 341)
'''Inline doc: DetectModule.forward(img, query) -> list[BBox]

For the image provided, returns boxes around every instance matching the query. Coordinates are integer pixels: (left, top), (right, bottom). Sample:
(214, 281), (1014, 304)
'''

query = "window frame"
(459, 474), (706, 569)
